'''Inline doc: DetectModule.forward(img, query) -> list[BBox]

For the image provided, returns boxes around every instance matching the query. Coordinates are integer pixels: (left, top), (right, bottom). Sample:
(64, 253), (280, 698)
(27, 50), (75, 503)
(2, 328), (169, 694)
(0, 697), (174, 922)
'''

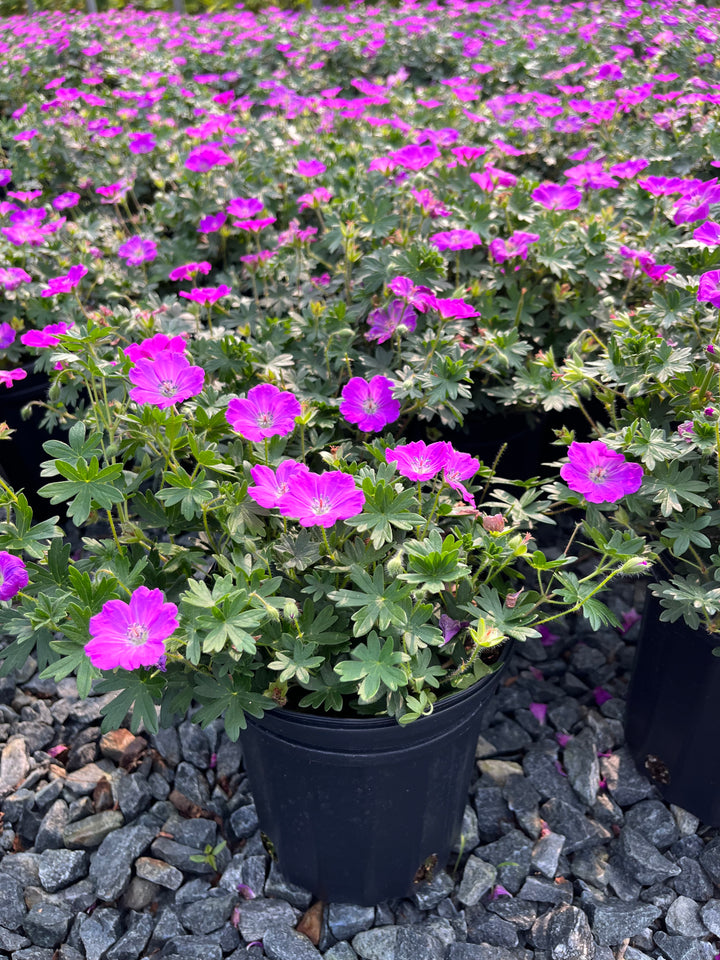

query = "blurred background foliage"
(0, 0), (331, 14)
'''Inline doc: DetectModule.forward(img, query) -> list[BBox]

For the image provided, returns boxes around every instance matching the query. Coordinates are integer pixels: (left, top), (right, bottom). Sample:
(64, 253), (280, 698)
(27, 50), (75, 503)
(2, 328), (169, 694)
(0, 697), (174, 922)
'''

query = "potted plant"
(0, 319), (648, 903)
(542, 257), (720, 824)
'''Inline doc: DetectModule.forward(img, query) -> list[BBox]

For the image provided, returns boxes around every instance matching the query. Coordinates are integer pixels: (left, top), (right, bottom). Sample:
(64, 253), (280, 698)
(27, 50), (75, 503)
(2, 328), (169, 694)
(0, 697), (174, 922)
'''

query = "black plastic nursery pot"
(624, 593), (720, 826)
(0, 367), (59, 520)
(239, 645), (513, 905)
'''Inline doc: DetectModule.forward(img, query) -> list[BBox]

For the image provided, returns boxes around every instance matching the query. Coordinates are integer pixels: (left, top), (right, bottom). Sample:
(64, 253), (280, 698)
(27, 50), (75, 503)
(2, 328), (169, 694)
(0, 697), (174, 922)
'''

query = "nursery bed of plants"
(2, 0), (720, 954)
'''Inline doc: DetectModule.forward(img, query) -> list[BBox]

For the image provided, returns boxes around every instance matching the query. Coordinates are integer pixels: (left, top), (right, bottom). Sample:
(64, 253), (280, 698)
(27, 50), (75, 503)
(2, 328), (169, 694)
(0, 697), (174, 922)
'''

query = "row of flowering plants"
(0, 0), (719, 732)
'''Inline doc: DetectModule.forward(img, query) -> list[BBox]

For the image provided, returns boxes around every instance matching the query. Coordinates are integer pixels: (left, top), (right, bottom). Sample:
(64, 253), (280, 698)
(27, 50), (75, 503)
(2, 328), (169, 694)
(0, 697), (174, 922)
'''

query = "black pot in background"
(239, 645), (512, 905)
(625, 592), (720, 826)
(0, 368), (61, 521)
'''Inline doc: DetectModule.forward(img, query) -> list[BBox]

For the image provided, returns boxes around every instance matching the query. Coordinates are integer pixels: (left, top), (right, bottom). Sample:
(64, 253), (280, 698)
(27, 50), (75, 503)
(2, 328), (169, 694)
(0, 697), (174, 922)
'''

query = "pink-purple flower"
(443, 446), (480, 503)
(339, 376), (401, 432)
(0, 552), (28, 601)
(277, 470), (365, 528)
(128, 132), (156, 154)
(0, 267), (31, 291)
(52, 192), (81, 211)
(386, 441), (449, 482)
(388, 144), (440, 171)
(227, 197), (264, 219)
(21, 322), (73, 348)
(247, 460), (310, 509)
(179, 285), (231, 305)
(531, 183), (582, 210)
(430, 229), (482, 251)
(226, 384), (301, 442)
(698, 270), (720, 309)
(125, 333), (188, 364)
(185, 145), (234, 172)
(128, 354), (205, 409)
(85, 586), (179, 671)
(366, 300), (417, 344)
(295, 160), (326, 177)
(430, 297), (481, 320)
(0, 323), (16, 349)
(560, 441), (643, 503)
(0, 368), (26, 388)
(168, 262), (212, 282)
(40, 264), (87, 297)
(118, 236), (157, 266)
(694, 222), (720, 246)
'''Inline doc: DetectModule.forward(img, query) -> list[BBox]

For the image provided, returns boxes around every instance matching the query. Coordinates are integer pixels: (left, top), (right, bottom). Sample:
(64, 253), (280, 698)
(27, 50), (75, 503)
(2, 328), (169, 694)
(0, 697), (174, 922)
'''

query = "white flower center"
(311, 496), (329, 514)
(362, 398), (378, 414)
(257, 412), (274, 427)
(589, 466), (607, 483)
(159, 379), (177, 397)
(126, 622), (149, 645)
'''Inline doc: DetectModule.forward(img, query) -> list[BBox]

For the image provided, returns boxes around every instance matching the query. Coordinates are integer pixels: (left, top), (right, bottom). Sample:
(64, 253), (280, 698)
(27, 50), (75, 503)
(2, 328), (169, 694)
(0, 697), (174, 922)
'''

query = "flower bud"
(386, 550), (405, 577)
(620, 557), (651, 575)
(469, 617), (505, 648)
(283, 600), (299, 621)
(482, 513), (505, 533)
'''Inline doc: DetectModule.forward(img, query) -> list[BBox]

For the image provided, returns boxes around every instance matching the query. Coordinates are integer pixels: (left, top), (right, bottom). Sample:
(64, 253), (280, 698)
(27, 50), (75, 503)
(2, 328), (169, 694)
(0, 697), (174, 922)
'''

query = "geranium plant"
(0, 322), (649, 739)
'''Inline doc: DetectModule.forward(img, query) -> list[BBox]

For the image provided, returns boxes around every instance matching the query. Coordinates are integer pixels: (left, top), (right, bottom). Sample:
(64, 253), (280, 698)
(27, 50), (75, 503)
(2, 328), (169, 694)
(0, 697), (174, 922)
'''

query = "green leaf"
(329, 566), (412, 636)
(156, 468), (216, 521)
(345, 480), (423, 548)
(334, 633), (408, 702)
(642, 463), (711, 517)
(39, 458), (125, 524)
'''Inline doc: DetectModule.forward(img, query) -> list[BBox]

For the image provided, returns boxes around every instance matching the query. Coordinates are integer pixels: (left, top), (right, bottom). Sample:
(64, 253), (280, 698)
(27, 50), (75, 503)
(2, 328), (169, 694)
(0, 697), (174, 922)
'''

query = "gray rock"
(263, 925), (323, 960)
(106, 913), (154, 960)
(178, 721), (212, 770)
(13, 949), (56, 960)
(448, 947), (531, 960)
(35, 799), (69, 853)
(38, 849), (88, 892)
(653, 933), (715, 960)
(699, 837), (720, 885)
(328, 903), (376, 941)
(518, 876), (573, 905)
(149, 906), (186, 947)
(215, 735), (243, 781)
(0, 926), (30, 952)
(62, 810), (125, 849)
(229, 802), (259, 840)
(150, 838), (214, 875)
(0, 872), (27, 930)
(173, 762), (210, 806)
(452, 804), (479, 854)
(540, 798), (610, 854)
(57, 878), (97, 913)
(571, 848), (608, 889)
(135, 857), (184, 890)
(486, 719), (532, 753)
(700, 899), (720, 936)
(563, 730), (600, 807)
(422, 918), (456, 948)
(175, 878), (212, 903)
(77, 909), (123, 960)
(116, 773), (153, 821)
(600, 749), (653, 806)
(466, 904), (519, 947)
(531, 832), (565, 879)
(591, 902), (662, 945)
(671, 806), (700, 837)
(151, 728), (181, 768)
(352, 926), (399, 960)
(121, 877), (160, 911)
(458, 856), (496, 906)
(548, 905), (595, 960)
(503, 775), (540, 817)
(236, 899), (299, 942)
(0, 736), (30, 796)
(181, 890), (236, 934)
(474, 786), (512, 842)
(625, 801), (679, 850)
(264, 860), (313, 909)
(163, 814), (216, 849)
(671, 857), (713, 901)
(324, 943), (358, 960)
(88, 823), (157, 901)
(523, 742), (580, 806)
(160, 935), (224, 959)
(475, 830), (533, 893)
(22, 902), (73, 948)
(664, 896), (707, 938)
(394, 926), (445, 960)
(148, 772), (170, 800)
(449, 946), (500, 960)
(412, 871), (454, 909)
(486, 899), (537, 929)
(605, 856), (642, 901)
(617, 827), (681, 885)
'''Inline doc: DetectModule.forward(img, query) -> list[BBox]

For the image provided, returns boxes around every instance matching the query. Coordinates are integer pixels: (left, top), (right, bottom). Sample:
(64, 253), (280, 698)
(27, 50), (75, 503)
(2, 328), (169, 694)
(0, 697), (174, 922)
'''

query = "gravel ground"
(1, 580), (719, 960)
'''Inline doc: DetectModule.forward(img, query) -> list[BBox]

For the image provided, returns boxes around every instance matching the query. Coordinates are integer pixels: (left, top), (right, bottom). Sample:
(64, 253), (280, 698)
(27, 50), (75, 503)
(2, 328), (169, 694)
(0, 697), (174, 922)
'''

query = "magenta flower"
(226, 384), (302, 442)
(118, 236), (157, 266)
(531, 183), (582, 210)
(430, 229), (482, 251)
(125, 333), (188, 363)
(387, 277), (434, 311)
(698, 270), (720, 309)
(278, 470), (365, 528)
(96, 180), (132, 204)
(442, 446), (480, 503)
(366, 300), (417, 344)
(40, 264), (87, 297)
(297, 187), (332, 211)
(21, 322), (73, 348)
(179, 285), (231, 305)
(560, 441), (643, 503)
(128, 354), (205, 409)
(233, 216), (276, 233)
(295, 159), (326, 177)
(185, 145), (234, 172)
(388, 144), (441, 171)
(386, 441), (449, 482)
(339, 376), (401, 432)
(85, 586), (179, 671)
(0, 169), (11, 187)
(52, 192), (81, 211)
(430, 297), (481, 320)
(0, 368), (26, 388)
(198, 212), (226, 233)
(694, 222), (720, 246)
(0, 323), (16, 348)
(609, 159), (648, 179)
(227, 197), (263, 219)
(128, 132), (156, 154)
(439, 614), (470, 644)
(168, 261), (212, 282)
(529, 702), (547, 725)
(411, 189), (449, 218)
(0, 552), (28, 600)
(0, 267), (31, 291)
(247, 460), (310, 509)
